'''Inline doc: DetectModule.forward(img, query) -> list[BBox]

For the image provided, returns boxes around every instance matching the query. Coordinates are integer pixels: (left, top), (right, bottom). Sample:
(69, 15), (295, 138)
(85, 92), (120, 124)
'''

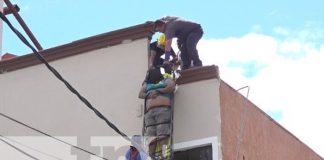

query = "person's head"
(154, 19), (166, 33)
(157, 34), (166, 49)
(146, 68), (163, 84)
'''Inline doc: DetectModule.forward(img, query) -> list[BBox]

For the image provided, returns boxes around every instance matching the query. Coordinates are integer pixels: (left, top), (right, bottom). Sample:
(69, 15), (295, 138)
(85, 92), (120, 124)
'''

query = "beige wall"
(0, 38), (149, 159)
(0, 36), (223, 159)
(220, 81), (323, 160)
(174, 79), (221, 159)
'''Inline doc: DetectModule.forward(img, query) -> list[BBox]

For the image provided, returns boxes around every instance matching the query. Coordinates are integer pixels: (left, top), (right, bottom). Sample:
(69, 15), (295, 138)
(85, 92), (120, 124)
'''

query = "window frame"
(173, 136), (219, 159)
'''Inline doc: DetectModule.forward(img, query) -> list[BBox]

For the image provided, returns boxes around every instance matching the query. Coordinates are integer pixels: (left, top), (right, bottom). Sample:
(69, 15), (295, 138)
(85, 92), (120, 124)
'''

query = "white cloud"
(197, 28), (324, 157)
(279, 40), (302, 53)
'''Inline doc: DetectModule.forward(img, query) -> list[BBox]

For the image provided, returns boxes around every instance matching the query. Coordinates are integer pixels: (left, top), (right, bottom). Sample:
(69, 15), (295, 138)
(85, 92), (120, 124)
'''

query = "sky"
(1, 0), (324, 158)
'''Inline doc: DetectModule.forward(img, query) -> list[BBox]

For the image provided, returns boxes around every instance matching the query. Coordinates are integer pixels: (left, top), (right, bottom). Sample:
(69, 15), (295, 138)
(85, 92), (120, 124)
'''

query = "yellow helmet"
(157, 34), (166, 47)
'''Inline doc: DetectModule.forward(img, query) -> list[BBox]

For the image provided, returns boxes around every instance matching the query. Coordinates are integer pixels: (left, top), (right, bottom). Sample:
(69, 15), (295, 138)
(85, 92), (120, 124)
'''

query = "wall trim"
(176, 65), (219, 85)
(173, 136), (218, 159)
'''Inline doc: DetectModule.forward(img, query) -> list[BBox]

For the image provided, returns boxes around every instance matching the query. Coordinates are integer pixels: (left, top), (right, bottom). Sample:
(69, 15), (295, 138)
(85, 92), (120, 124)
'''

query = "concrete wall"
(173, 78), (221, 159)
(0, 38), (149, 159)
(0, 35), (223, 159)
(219, 81), (323, 160)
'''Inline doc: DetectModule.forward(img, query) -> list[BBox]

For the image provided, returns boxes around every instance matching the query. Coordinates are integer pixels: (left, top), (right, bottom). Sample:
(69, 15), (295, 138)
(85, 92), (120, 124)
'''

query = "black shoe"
(193, 60), (202, 67)
(181, 65), (190, 70)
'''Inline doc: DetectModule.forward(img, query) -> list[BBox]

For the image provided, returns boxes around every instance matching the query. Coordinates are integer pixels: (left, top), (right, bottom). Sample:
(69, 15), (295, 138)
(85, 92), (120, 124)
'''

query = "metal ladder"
(142, 72), (177, 160)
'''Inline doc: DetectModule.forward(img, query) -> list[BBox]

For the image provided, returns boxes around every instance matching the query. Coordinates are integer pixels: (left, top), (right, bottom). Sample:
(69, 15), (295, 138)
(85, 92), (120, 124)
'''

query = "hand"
(149, 64), (155, 70)
(149, 91), (159, 99)
(174, 59), (181, 65)
(163, 60), (170, 65)
(170, 57), (178, 63)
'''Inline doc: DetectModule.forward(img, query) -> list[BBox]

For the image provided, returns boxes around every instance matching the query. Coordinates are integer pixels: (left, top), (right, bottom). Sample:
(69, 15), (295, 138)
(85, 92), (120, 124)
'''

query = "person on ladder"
(149, 34), (178, 70)
(138, 67), (176, 159)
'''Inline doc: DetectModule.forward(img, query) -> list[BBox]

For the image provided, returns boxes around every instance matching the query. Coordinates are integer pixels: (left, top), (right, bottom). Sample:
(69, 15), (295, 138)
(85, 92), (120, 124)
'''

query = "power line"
(0, 135), (40, 160)
(0, 112), (108, 160)
(0, 134), (65, 160)
(0, 11), (148, 158)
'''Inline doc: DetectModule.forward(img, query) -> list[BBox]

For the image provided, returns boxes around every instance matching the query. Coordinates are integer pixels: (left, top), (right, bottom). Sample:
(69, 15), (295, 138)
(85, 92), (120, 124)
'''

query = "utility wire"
(0, 135), (40, 160)
(0, 12), (148, 158)
(0, 134), (65, 160)
(0, 113), (108, 160)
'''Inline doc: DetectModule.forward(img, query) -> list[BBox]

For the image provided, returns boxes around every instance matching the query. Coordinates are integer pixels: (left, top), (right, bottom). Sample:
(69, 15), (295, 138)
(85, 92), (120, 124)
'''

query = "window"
(172, 137), (218, 160)
(174, 145), (212, 160)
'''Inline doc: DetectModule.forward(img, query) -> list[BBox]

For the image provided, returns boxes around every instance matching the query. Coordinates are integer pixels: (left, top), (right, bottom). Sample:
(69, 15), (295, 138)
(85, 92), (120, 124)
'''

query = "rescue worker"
(154, 16), (203, 70)
(138, 67), (175, 158)
(149, 34), (176, 70)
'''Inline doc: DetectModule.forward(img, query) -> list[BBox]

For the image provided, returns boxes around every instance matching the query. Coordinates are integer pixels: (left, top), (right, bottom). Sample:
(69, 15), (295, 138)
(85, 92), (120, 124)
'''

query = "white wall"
(0, 37), (223, 159)
(174, 79), (222, 159)
(0, 38), (149, 159)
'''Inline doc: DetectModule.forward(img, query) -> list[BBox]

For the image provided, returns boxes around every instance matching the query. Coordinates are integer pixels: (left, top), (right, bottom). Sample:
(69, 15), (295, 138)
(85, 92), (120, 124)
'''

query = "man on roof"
(154, 16), (204, 70)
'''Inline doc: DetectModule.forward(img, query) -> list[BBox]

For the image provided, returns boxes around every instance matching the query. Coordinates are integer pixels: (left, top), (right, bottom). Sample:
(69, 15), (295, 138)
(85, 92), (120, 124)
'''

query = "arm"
(164, 39), (173, 61)
(156, 79), (175, 94)
(170, 48), (178, 63)
(138, 84), (147, 99)
(149, 50), (156, 69)
(139, 84), (158, 99)
(170, 48), (176, 59)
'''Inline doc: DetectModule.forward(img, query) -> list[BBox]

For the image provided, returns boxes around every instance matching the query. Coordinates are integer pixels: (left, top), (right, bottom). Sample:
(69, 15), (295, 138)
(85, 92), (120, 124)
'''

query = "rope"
(0, 12), (148, 159)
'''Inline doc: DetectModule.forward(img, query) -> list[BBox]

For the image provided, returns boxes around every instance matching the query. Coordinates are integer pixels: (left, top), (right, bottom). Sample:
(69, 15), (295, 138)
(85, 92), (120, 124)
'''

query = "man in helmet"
(154, 16), (203, 70)
(149, 34), (176, 70)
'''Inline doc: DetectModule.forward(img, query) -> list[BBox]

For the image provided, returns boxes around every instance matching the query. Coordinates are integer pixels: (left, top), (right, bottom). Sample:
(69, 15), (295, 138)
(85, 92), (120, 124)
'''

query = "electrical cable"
(0, 112), (108, 160)
(0, 11), (149, 159)
(0, 134), (64, 160)
(0, 135), (40, 160)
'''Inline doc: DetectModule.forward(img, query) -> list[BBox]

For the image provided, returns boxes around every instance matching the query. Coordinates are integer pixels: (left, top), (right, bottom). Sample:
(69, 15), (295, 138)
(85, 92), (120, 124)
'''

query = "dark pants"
(179, 27), (203, 70)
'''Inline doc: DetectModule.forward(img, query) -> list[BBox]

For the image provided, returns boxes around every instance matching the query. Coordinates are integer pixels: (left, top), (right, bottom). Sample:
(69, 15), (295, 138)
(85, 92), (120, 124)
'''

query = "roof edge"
(176, 65), (219, 85)
(0, 22), (155, 73)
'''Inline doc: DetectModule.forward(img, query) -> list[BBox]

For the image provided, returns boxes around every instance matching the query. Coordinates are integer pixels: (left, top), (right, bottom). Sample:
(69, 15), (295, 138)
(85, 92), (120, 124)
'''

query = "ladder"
(142, 70), (177, 160)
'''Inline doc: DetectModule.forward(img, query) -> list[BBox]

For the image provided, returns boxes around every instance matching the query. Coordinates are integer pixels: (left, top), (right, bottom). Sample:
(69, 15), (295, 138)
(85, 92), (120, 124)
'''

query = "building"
(1, 52), (17, 60)
(0, 22), (322, 160)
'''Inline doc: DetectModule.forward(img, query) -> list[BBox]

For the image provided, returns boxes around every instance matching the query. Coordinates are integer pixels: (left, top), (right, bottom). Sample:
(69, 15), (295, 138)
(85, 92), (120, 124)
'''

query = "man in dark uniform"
(154, 16), (203, 70)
